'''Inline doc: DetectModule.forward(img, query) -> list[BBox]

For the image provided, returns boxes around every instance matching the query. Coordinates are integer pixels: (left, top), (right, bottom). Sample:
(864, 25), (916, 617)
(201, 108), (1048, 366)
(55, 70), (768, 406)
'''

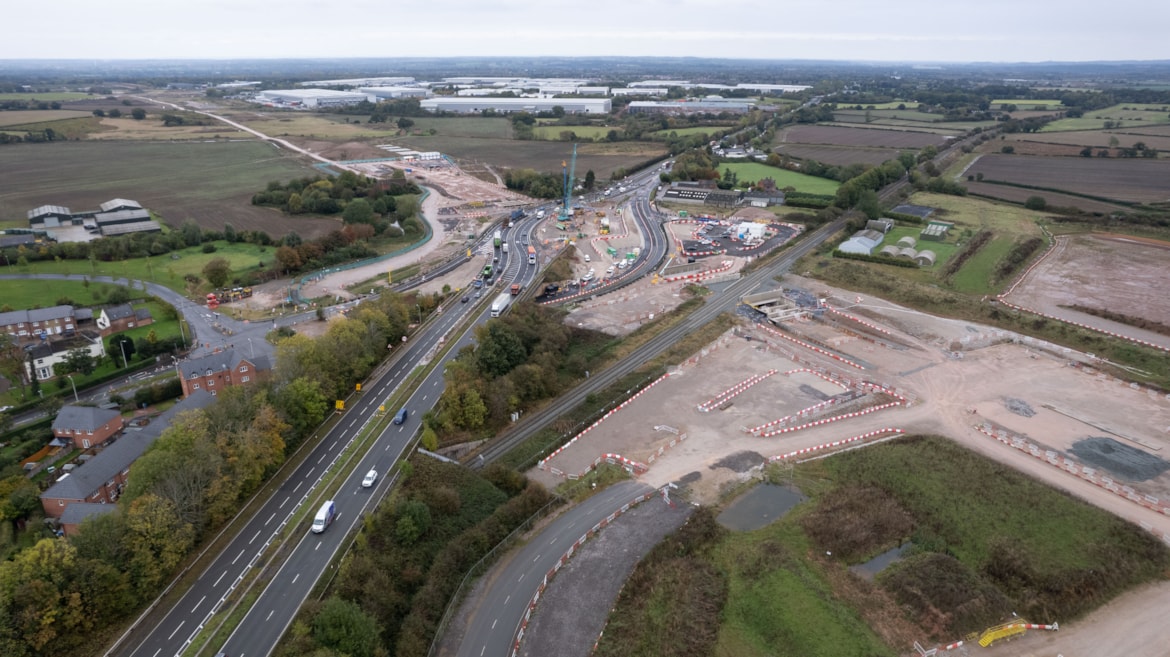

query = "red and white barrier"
(538, 373), (672, 471)
(756, 323), (866, 370)
(758, 402), (903, 437)
(824, 305), (893, 336)
(511, 489), (660, 657)
(941, 640), (964, 651)
(974, 422), (1170, 545)
(662, 260), (734, 283)
(767, 428), (904, 461)
(698, 369), (778, 412)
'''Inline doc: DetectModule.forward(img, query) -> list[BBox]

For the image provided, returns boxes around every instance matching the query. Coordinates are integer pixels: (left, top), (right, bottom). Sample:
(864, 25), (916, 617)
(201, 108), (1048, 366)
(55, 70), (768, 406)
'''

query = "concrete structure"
(360, 86), (429, 101)
(52, 405), (125, 450)
(256, 89), (369, 108)
(97, 304), (153, 336)
(40, 390), (215, 518)
(837, 229), (885, 255)
(419, 97), (611, 115)
(178, 349), (271, 398)
(734, 222), (767, 242)
(303, 76), (414, 87)
(612, 87), (668, 97)
(25, 333), (105, 381)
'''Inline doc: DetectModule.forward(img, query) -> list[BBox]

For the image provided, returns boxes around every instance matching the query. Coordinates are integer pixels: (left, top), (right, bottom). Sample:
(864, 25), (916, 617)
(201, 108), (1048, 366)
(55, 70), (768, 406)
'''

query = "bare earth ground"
(530, 272), (1170, 655)
(1001, 233), (1170, 350)
(295, 159), (528, 300)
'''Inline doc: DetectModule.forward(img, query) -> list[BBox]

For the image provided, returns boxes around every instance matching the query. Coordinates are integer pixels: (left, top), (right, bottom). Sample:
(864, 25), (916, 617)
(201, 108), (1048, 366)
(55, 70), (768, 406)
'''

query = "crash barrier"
(824, 305), (893, 336)
(974, 421), (1170, 545)
(511, 488), (660, 657)
(977, 621), (1058, 648)
(758, 402), (904, 438)
(755, 323), (866, 370)
(662, 260), (734, 283)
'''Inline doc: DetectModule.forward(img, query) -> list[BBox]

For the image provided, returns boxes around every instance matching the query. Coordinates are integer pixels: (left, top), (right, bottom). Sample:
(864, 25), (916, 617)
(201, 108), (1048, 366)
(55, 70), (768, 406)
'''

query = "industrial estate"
(2, 57), (1170, 657)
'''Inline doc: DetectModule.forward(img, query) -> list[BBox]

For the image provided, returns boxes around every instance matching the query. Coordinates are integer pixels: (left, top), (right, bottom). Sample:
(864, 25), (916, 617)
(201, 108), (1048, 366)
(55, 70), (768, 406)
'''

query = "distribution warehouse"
(419, 97), (610, 114)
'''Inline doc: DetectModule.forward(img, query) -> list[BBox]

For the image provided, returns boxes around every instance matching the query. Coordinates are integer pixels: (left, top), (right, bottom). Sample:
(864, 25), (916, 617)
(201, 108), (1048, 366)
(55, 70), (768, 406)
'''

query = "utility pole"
(66, 374), (79, 402)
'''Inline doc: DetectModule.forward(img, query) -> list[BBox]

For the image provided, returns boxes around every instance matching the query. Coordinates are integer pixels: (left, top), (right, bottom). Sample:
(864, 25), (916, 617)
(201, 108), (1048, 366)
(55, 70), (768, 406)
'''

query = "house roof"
(103, 304), (136, 322)
(0, 305), (75, 327)
(94, 209), (151, 225)
(53, 405), (122, 433)
(41, 390), (216, 502)
(99, 198), (142, 212)
(181, 349), (271, 380)
(134, 308), (153, 321)
(100, 221), (162, 236)
(59, 502), (118, 526)
(0, 234), (36, 248)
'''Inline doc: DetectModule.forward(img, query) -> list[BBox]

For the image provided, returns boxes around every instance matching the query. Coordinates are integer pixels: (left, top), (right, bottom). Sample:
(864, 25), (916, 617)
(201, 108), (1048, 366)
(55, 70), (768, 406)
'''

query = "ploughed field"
(966, 154), (1170, 204)
(782, 124), (946, 149)
(774, 144), (898, 166)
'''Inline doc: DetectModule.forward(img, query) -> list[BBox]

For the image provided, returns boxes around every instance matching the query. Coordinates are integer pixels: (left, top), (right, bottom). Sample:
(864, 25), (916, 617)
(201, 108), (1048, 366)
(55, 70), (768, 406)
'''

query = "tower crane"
(558, 143), (577, 224)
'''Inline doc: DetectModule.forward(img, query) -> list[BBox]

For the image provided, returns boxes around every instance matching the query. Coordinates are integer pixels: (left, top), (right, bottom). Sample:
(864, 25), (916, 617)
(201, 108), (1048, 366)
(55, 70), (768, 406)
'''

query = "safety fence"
(824, 305), (893, 336)
(757, 401), (905, 438)
(697, 369), (778, 412)
(974, 421), (1170, 545)
(766, 428), (904, 462)
(511, 488), (661, 657)
(662, 259), (735, 283)
(755, 322), (867, 370)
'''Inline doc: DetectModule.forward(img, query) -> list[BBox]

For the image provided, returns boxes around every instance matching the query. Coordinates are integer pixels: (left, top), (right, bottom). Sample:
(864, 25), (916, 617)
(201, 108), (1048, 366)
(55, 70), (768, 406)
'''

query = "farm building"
(914, 250), (937, 266)
(99, 198), (142, 213)
(879, 245), (900, 258)
(743, 190), (786, 207)
(93, 208), (160, 237)
(27, 205), (73, 228)
(897, 236), (917, 248)
(419, 97), (611, 114)
(255, 89), (369, 108)
(866, 218), (895, 233)
(920, 220), (954, 242)
(897, 247), (918, 259)
(837, 229), (885, 255)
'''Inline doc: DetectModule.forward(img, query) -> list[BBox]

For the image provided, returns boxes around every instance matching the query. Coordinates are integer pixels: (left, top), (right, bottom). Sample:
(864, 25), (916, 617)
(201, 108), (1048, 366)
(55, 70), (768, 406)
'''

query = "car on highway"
(393, 408), (408, 425)
(461, 295), (470, 303)
(475, 290), (482, 299)
(473, 279), (483, 288)
(361, 469), (378, 488)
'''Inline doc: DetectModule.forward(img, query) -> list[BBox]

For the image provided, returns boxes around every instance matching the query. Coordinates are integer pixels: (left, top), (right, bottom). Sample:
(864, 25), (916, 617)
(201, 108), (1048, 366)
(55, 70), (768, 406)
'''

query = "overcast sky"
(4, 0), (1167, 63)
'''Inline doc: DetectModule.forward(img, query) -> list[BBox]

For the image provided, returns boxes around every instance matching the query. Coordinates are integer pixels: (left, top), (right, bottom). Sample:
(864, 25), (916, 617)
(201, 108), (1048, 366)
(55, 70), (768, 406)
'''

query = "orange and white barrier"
(767, 428), (904, 461)
(756, 323), (866, 370)
(698, 369), (778, 412)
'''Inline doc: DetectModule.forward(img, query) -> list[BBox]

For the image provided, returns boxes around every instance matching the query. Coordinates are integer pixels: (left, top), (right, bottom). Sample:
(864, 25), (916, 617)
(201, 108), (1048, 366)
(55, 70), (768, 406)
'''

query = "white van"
(311, 500), (336, 533)
(583, 254), (591, 263)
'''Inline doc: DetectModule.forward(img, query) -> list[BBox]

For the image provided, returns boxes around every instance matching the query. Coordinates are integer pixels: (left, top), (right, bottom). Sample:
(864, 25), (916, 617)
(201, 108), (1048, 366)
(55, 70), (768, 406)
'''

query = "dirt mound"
(710, 451), (766, 473)
(1003, 397), (1036, 417)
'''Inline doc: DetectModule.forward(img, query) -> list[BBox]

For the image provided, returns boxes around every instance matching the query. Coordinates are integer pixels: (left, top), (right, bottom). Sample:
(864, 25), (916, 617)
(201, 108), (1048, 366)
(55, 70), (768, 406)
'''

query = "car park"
(362, 469), (378, 488)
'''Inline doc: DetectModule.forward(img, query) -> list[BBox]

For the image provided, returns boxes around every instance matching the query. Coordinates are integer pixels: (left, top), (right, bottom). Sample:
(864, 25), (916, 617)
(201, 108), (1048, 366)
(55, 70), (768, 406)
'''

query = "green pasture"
(0, 279), (127, 309)
(949, 233), (1019, 294)
(652, 125), (728, 137)
(880, 226), (960, 271)
(992, 99), (1065, 108)
(1041, 103), (1170, 132)
(0, 92), (91, 102)
(720, 162), (841, 195)
(0, 116), (104, 139)
(4, 242), (275, 298)
(839, 101), (920, 110)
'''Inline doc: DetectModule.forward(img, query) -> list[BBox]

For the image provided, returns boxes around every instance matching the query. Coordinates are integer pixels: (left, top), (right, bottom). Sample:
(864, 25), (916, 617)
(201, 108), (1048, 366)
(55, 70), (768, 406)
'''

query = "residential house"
(59, 502), (118, 536)
(52, 405), (125, 449)
(178, 349), (271, 398)
(24, 332), (105, 381)
(40, 390), (215, 518)
(97, 303), (153, 336)
(0, 305), (83, 345)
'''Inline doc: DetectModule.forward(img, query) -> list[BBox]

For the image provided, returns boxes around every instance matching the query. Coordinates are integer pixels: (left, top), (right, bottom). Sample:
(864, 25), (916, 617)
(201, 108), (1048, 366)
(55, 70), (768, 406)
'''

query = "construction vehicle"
(493, 230), (502, 248)
(511, 284), (521, 296)
(527, 245), (537, 265)
(600, 217), (610, 234)
(481, 265), (493, 279)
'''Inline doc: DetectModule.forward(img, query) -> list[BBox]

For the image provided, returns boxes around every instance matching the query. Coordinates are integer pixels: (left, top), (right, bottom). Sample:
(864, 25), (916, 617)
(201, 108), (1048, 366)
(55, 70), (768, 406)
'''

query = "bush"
(201, 243), (217, 254)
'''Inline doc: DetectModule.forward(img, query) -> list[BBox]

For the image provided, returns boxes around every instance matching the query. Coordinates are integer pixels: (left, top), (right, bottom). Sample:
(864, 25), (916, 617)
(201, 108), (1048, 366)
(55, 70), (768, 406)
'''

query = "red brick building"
(97, 303), (153, 336)
(51, 405), (125, 450)
(178, 349), (270, 398)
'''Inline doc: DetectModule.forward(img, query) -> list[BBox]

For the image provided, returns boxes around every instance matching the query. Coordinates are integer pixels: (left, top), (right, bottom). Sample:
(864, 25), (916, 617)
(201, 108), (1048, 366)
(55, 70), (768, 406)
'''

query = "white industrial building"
(837, 229), (886, 255)
(302, 76), (415, 87)
(627, 100), (755, 114)
(420, 97), (611, 115)
(360, 86), (430, 101)
(255, 89), (369, 108)
(612, 88), (668, 96)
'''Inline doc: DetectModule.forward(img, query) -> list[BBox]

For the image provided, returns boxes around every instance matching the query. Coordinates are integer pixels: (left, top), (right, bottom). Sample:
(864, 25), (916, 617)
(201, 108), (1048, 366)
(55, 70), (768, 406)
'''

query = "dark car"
(461, 296), (470, 303)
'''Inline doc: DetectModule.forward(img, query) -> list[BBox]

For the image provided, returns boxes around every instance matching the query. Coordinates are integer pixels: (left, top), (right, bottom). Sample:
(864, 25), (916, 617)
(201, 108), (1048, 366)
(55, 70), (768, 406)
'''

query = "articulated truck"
(490, 292), (512, 317)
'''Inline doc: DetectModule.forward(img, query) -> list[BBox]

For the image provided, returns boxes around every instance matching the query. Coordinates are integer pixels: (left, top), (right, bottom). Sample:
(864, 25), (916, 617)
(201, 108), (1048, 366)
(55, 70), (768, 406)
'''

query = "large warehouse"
(360, 86), (429, 101)
(419, 97), (611, 115)
(256, 89), (368, 108)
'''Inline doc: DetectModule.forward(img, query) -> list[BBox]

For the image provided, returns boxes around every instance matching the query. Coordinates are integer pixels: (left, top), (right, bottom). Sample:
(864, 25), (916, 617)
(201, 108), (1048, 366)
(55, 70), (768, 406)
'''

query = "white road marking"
(533, 554), (540, 562)
(331, 440), (338, 449)
(504, 595), (510, 605)
(250, 530), (261, 545)
(279, 496), (289, 509)
(167, 621), (184, 641)
(318, 454), (326, 464)
(293, 481), (302, 493)
(265, 513), (275, 526)
(491, 619), (497, 629)
(349, 419), (357, 428)
(266, 609), (275, 621)
(232, 549), (246, 565)
(192, 595), (206, 613)
(292, 573), (300, 584)
(214, 570), (227, 587)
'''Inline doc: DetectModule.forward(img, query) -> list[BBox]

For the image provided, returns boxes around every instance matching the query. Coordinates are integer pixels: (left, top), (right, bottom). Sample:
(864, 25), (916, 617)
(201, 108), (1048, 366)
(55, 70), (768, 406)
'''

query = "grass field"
(719, 162), (841, 195)
(0, 92), (92, 102)
(220, 112), (515, 141)
(0, 279), (128, 309)
(0, 115), (105, 139)
(0, 140), (334, 238)
(392, 135), (667, 178)
(1041, 103), (1170, 132)
(0, 110), (95, 127)
(652, 125), (731, 138)
(5, 242), (278, 298)
(881, 226), (959, 271)
(87, 116), (250, 140)
(774, 144), (897, 166)
(839, 102), (920, 110)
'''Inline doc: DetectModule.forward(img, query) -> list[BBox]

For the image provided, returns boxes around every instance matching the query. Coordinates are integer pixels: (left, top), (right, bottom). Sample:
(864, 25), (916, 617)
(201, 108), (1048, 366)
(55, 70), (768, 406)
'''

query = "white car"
(606, 265), (615, 275)
(582, 269), (596, 281)
(361, 469), (378, 488)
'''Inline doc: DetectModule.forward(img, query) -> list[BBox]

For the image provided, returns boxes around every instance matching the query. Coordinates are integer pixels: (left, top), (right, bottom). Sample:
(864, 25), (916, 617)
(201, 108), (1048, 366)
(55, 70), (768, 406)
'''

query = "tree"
(273, 377), (329, 441)
(396, 117), (414, 130)
(55, 348), (97, 377)
(91, 109), (105, 117)
(1000, 145), (1015, 154)
(107, 108), (122, 118)
(342, 198), (375, 225)
(109, 334), (136, 367)
(130, 108), (146, 120)
(202, 257), (232, 288)
(583, 169), (596, 190)
(1024, 196), (1047, 211)
(312, 597), (381, 657)
(123, 494), (195, 595)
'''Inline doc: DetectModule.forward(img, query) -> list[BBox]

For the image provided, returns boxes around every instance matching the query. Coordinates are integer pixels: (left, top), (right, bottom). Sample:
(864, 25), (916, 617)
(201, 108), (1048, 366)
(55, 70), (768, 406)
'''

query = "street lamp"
(416, 303), (422, 324)
(118, 340), (129, 369)
(65, 374), (78, 402)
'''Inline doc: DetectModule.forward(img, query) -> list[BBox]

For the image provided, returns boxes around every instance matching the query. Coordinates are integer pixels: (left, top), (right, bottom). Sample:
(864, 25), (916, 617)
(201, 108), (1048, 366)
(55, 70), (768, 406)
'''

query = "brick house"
(59, 502), (118, 536)
(40, 390), (214, 518)
(178, 349), (271, 398)
(0, 305), (91, 345)
(97, 303), (153, 336)
(52, 405), (125, 449)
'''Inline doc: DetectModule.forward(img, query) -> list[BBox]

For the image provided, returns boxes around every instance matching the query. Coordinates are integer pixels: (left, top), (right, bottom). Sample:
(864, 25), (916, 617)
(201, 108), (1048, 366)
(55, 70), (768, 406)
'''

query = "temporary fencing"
(758, 401), (904, 437)
(662, 260), (735, 283)
(824, 305), (893, 336)
(755, 323), (866, 370)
